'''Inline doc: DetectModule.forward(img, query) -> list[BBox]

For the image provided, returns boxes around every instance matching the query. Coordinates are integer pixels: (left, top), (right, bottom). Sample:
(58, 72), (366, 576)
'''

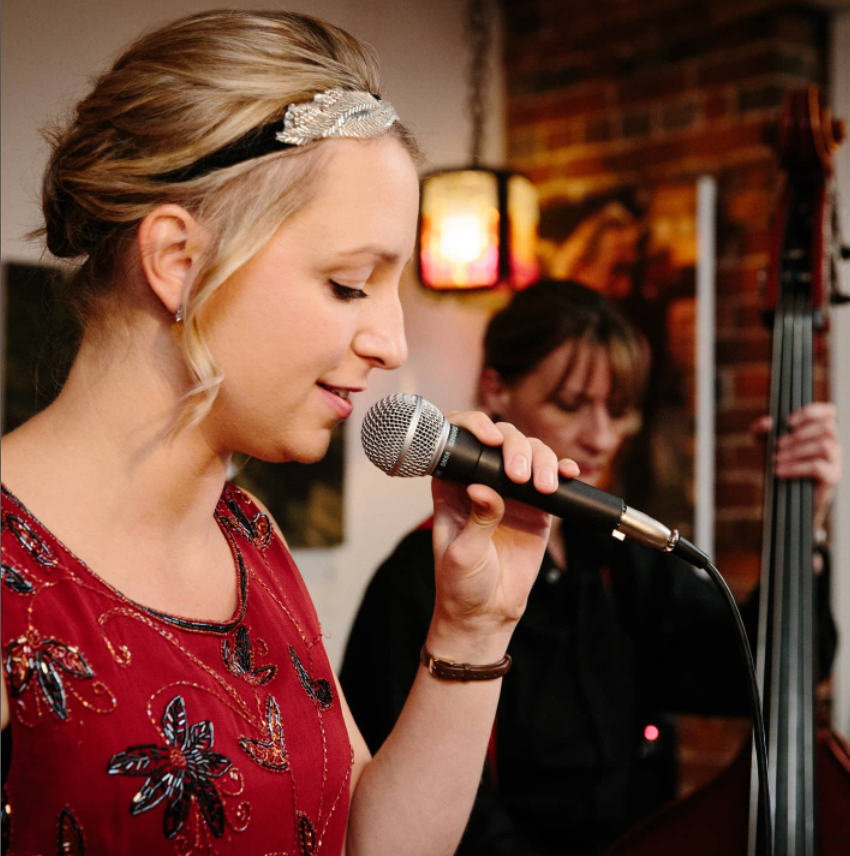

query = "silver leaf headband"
(277, 88), (399, 146)
(155, 88), (400, 183)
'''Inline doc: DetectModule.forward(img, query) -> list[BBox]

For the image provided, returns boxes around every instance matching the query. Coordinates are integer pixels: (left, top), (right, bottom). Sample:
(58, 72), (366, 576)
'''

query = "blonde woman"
(0, 11), (578, 855)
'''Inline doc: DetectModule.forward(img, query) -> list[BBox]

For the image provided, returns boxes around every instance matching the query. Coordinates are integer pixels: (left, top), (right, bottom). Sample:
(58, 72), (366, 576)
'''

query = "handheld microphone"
(361, 393), (711, 569)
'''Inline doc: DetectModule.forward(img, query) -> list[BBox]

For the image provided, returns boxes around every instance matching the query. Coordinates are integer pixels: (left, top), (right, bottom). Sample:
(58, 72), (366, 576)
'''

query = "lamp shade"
(419, 167), (540, 290)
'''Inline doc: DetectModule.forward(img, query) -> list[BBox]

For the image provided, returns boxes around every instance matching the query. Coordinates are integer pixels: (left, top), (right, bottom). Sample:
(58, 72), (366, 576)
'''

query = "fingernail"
(538, 467), (556, 489)
(512, 456), (529, 479)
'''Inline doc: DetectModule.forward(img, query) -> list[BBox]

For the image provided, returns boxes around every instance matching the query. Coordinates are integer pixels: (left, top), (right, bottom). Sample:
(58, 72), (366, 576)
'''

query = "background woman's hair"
(36, 9), (421, 428)
(482, 279), (649, 412)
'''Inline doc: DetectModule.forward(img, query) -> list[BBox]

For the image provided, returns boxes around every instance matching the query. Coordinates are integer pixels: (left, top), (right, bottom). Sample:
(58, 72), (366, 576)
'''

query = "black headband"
(152, 119), (290, 183)
(152, 92), (387, 183)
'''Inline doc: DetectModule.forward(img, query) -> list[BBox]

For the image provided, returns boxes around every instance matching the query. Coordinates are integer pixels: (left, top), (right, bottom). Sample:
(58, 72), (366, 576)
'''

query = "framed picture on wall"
(0, 261), (345, 548)
(538, 180), (712, 543)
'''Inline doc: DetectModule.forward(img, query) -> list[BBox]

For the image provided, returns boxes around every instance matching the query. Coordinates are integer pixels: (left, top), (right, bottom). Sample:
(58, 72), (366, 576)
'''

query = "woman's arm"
(341, 412), (577, 856)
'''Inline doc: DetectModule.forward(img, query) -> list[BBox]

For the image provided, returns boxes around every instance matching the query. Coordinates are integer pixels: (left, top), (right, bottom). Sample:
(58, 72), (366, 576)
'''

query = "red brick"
(687, 121), (772, 159)
(716, 335), (770, 364)
(717, 439), (765, 474)
(717, 404), (767, 433)
(732, 364), (771, 399)
(615, 69), (690, 107)
(554, 154), (611, 179)
(697, 46), (810, 88)
(507, 86), (611, 126)
(715, 516), (764, 558)
(546, 122), (586, 150)
(704, 92), (729, 120)
(716, 266), (764, 297)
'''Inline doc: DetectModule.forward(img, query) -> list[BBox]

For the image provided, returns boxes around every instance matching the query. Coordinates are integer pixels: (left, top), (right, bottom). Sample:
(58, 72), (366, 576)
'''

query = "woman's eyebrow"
(336, 245), (399, 262)
(335, 245), (415, 265)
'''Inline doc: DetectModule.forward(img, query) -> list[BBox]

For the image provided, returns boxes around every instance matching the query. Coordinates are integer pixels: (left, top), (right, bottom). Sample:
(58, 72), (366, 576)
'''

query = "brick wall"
(501, 0), (829, 797)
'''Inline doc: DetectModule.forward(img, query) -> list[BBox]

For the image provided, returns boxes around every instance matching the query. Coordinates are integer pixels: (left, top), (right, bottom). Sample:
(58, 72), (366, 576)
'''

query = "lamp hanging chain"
(466, 0), (490, 167)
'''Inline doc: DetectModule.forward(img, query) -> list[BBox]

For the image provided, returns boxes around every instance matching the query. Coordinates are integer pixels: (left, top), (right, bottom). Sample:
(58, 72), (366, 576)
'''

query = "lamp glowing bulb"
(438, 214), (489, 264)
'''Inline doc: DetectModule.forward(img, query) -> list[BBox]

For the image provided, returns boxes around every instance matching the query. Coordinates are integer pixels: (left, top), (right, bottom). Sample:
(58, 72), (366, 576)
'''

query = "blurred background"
(2, 0), (849, 801)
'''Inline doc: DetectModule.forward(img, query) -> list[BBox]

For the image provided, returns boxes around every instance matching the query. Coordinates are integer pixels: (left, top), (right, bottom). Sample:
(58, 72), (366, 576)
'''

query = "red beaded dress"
(0, 482), (352, 856)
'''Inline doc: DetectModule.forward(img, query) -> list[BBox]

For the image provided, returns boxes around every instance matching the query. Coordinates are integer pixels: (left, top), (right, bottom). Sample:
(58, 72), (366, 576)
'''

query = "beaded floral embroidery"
(296, 811), (317, 855)
(1, 560), (34, 595)
(239, 695), (289, 772)
(57, 805), (85, 855)
(2, 482), (352, 854)
(219, 494), (272, 551)
(4, 627), (98, 721)
(289, 647), (333, 710)
(107, 695), (233, 840)
(221, 626), (277, 686)
(1, 510), (58, 568)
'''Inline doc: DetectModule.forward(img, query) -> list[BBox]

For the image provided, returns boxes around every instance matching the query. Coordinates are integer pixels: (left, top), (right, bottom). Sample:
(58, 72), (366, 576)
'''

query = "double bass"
(604, 86), (850, 856)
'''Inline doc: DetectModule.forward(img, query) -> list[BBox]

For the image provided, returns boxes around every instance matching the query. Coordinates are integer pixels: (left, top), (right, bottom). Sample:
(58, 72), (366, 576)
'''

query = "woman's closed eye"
(554, 397), (582, 413)
(330, 280), (368, 300)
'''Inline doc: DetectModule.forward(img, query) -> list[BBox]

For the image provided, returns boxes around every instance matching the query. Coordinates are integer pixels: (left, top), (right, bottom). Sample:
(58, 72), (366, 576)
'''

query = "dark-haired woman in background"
(341, 279), (842, 856)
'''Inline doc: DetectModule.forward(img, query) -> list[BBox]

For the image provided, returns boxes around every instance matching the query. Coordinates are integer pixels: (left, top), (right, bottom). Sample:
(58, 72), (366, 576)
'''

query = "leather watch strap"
(420, 645), (512, 681)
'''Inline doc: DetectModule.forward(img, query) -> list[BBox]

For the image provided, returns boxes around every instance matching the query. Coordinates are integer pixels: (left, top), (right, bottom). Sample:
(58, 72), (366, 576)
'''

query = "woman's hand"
(427, 412), (579, 659)
(752, 402), (842, 531)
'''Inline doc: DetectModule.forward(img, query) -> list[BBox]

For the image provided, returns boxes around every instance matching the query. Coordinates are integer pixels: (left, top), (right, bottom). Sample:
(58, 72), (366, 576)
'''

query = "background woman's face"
(495, 342), (638, 487)
(200, 137), (420, 464)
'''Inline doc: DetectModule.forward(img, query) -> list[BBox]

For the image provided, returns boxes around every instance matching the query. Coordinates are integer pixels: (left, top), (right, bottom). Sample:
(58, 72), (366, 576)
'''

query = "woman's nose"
(585, 404), (621, 452)
(354, 293), (408, 371)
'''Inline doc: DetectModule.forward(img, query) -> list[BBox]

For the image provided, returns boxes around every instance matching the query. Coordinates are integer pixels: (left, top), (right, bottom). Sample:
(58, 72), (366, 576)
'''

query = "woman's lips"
(317, 383), (354, 419)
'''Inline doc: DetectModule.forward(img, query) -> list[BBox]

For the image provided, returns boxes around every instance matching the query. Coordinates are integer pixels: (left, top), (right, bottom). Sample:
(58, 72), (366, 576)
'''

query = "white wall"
(0, 0), (507, 668)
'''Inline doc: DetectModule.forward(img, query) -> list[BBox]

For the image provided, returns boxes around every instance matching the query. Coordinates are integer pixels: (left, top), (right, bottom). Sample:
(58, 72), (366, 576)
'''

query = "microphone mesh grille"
(361, 393), (446, 477)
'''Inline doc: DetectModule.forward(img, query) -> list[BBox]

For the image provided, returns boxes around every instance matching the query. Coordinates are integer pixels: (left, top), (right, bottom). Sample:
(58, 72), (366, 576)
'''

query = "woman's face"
(488, 342), (638, 487)
(202, 136), (420, 463)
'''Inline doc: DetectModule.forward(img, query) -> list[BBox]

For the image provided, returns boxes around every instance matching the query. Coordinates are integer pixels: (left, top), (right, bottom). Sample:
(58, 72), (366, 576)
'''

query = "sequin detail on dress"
(1, 787), (11, 855)
(222, 626), (276, 686)
(107, 696), (233, 840)
(220, 496), (272, 550)
(1, 561), (34, 595)
(1, 512), (57, 568)
(239, 696), (289, 772)
(289, 647), (333, 709)
(296, 812), (316, 855)
(4, 629), (94, 720)
(57, 806), (85, 855)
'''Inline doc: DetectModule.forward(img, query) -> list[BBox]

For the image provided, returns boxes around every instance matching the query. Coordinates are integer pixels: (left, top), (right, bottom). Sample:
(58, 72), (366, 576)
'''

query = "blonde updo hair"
(37, 9), (421, 428)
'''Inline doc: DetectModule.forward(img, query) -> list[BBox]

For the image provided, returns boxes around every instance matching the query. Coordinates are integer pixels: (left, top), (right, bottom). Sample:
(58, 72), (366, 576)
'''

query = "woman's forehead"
(546, 340), (612, 394)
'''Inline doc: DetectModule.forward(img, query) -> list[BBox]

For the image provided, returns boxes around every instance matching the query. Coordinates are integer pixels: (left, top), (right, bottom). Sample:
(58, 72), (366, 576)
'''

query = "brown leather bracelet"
(420, 645), (512, 681)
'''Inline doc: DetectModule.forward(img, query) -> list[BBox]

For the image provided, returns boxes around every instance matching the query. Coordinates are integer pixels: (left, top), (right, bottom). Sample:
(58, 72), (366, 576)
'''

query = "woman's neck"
(2, 318), (229, 542)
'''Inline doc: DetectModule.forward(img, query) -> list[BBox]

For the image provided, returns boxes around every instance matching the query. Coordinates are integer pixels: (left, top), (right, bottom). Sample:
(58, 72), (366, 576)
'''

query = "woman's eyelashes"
(329, 280), (368, 300)
(554, 397), (581, 413)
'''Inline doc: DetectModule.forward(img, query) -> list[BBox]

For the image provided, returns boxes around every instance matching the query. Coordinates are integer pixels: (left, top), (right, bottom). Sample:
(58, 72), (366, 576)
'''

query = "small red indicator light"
(644, 724), (660, 742)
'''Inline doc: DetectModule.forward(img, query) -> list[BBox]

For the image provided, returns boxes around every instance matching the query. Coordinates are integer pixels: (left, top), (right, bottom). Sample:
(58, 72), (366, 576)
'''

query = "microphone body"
(361, 394), (710, 567)
(433, 421), (625, 531)
(431, 421), (678, 553)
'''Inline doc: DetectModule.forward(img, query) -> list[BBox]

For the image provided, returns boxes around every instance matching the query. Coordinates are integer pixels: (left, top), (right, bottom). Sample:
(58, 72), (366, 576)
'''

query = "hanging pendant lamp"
(418, 0), (540, 291)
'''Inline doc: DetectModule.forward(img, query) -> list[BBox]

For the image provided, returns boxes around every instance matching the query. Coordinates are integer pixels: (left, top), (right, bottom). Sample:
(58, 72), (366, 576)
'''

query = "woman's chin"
(235, 431), (333, 466)
(281, 432), (334, 465)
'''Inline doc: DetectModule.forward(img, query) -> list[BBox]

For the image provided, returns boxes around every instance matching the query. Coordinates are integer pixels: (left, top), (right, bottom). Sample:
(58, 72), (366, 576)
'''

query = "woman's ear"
(137, 204), (207, 318)
(478, 366), (511, 421)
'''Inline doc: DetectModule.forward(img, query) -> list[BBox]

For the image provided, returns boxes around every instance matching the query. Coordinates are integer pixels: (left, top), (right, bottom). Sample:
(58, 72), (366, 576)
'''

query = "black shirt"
(340, 524), (836, 855)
